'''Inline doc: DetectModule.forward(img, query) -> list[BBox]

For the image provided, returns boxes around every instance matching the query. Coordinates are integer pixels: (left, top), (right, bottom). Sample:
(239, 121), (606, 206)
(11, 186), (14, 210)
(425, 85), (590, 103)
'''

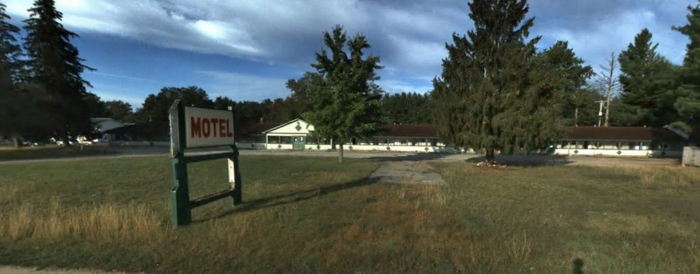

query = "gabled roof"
(564, 126), (686, 142)
(261, 118), (308, 134)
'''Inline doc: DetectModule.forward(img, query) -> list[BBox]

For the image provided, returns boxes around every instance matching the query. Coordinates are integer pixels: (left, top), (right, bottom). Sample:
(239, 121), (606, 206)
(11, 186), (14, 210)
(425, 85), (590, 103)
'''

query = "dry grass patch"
(0, 156), (699, 273)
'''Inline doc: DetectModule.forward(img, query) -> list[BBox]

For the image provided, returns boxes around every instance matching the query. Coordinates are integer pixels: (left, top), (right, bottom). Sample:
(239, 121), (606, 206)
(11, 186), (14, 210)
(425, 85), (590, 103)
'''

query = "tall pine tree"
(23, 0), (93, 143)
(617, 28), (679, 127)
(538, 41), (594, 126)
(673, 1), (700, 127)
(301, 25), (383, 163)
(0, 2), (26, 146)
(433, 0), (564, 163)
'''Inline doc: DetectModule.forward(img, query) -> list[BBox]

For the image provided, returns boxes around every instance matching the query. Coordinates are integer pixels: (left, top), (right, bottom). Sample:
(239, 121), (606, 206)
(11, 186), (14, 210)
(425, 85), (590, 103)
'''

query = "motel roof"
(375, 124), (438, 138)
(563, 126), (686, 142)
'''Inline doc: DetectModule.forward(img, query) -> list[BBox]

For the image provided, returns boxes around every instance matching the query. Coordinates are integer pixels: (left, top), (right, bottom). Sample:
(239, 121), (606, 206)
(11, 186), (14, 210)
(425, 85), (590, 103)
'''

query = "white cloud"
(4, 0), (696, 96)
(196, 70), (289, 101)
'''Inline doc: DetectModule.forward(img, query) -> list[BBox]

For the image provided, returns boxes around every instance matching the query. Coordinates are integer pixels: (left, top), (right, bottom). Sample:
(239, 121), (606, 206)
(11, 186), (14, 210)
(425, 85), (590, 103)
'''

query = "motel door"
(292, 136), (305, 150)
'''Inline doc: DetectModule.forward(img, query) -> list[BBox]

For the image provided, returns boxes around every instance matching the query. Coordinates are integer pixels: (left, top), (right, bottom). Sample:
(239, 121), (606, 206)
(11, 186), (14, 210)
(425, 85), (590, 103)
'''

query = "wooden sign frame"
(169, 100), (242, 227)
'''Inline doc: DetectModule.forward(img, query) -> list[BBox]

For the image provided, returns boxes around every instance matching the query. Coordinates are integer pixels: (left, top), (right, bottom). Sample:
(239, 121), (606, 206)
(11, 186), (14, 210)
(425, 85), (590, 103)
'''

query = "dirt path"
(369, 160), (446, 185)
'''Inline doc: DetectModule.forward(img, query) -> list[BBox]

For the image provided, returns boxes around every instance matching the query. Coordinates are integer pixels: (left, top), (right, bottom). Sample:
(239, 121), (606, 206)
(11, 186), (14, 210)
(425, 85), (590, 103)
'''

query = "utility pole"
(596, 100), (606, 127)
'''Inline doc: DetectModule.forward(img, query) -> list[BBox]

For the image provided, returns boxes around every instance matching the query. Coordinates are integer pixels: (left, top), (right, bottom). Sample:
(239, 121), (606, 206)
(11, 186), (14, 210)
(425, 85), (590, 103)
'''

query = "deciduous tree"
(137, 86), (213, 122)
(300, 25), (383, 163)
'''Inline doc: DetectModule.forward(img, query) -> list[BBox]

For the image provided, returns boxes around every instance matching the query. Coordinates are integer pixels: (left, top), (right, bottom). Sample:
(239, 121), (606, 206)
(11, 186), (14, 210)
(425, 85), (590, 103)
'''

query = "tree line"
(2, 0), (699, 162)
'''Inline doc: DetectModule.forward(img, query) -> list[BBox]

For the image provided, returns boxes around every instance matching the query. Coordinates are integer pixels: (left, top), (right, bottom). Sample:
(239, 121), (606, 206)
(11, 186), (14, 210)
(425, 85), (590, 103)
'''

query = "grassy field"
(0, 156), (699, 273)
(0, 145), (118, 161)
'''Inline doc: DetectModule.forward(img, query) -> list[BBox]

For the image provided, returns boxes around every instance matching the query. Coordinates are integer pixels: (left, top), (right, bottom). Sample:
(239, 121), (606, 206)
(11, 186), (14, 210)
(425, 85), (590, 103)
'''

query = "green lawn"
(0, 145), (118, 161)
(0, 156), (698, 273)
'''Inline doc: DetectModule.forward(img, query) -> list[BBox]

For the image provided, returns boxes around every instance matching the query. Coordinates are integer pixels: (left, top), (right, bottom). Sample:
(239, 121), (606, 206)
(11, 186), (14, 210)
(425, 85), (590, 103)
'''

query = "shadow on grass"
(465, 154), (573, 167)
(572, 258), (584, 274)
(369, 153), (452, 162)
(194, 177), (380, 223)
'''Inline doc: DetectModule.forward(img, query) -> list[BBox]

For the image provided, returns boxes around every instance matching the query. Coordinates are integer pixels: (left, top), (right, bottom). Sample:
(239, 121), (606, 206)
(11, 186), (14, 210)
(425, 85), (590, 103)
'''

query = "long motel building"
(235, 118), (688, 157)
(236, 118), (459, 153)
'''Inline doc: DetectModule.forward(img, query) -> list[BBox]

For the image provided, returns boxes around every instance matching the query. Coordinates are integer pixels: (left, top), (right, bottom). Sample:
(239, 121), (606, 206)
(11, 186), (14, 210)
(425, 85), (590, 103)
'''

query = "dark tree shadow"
(193, 177), (380, 223)
(465, 154), (573, 167)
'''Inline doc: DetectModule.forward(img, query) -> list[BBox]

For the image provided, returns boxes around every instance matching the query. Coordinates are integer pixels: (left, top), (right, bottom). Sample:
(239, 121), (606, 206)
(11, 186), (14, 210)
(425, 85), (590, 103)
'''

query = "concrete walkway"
(369, 160), (446, 185)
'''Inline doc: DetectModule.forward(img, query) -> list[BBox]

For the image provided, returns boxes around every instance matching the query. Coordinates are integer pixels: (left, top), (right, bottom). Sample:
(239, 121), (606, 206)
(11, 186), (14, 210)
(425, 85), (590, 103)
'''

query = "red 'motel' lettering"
(210, 118), (218, 137)
(191, 116), (233, 140)
(191, 117), (201, 138)
(202, 118), (210, 137)
(219, 119), (226, 137)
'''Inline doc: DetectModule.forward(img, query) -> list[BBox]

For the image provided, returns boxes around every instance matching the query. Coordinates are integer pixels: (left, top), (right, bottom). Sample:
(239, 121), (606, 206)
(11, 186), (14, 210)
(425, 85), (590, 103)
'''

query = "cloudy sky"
(4, 0), (696, 108)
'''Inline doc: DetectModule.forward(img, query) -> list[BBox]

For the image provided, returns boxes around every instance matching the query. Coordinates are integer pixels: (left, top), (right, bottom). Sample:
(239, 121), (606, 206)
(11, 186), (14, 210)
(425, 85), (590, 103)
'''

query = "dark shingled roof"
(564, 126), (686, 142)
(375, 124), (437, 138)
(237, 122), (278, 136)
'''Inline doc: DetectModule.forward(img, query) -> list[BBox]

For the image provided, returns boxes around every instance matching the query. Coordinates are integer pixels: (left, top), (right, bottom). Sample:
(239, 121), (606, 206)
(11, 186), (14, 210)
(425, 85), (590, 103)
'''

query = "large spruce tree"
(301, 25), (383, 163)
(433, 0), (566, 162)
(673, 1), (700, 126)
(0, 2), (26, 146)
(538, 41), (594, 126)
(617, 28), (679, 126)
(23, 0), (93, 143)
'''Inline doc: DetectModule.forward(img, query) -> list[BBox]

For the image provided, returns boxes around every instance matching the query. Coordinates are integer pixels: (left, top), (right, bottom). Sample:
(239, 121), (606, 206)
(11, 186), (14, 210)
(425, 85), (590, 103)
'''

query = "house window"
(279, 136), (292, 144)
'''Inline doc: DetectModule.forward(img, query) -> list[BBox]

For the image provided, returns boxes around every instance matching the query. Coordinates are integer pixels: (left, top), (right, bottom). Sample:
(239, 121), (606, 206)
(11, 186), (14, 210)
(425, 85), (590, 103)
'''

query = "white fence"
(682, 146), (700, 167)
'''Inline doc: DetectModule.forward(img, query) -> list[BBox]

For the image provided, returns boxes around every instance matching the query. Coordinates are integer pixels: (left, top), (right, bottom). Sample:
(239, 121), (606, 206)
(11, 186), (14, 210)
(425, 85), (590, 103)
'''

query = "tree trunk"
(574, 107), (579, 126)
(12, 136), (21, 148)
(62, 132), (71, 147)
(338, 143), (344, 163)
(604, 100), (611, 127)
(485, 147), (495, 163)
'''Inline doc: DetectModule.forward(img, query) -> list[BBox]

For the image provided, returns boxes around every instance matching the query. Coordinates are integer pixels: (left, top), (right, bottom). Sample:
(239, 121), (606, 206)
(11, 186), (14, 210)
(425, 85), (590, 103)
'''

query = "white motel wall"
(553, 148), (682, 157)
(235, 142), (462, 153)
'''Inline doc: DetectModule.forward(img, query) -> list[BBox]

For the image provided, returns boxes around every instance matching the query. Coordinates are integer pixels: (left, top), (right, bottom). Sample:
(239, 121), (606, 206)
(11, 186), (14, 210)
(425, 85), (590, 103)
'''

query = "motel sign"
(185, 107), (235, 148)
(169, 100), (242, 227)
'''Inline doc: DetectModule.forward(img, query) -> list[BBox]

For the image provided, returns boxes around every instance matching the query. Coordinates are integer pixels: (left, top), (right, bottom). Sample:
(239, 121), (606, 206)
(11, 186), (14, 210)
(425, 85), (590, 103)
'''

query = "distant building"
(238, 118), (456, 153)
(553, 126), (687, 157)
(90, 118), (129, 133)
(241, 119), (689, 156)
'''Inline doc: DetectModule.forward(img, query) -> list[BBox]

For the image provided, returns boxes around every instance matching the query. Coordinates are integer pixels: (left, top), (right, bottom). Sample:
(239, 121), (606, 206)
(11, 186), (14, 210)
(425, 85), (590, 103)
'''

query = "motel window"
(279, 136), (292, 144)
(583, 141), (589, 149)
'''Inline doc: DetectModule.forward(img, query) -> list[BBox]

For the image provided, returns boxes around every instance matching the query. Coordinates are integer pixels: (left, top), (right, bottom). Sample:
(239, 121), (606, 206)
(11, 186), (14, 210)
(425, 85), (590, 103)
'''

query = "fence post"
(169, 100), (191, 226)
(229, 144), (243, 206)
(171, 155), (191, 225)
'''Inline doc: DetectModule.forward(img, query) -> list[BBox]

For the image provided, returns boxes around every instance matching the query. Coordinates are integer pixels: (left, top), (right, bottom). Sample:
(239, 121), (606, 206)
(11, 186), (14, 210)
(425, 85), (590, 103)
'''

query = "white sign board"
(184, 107), (235, 148)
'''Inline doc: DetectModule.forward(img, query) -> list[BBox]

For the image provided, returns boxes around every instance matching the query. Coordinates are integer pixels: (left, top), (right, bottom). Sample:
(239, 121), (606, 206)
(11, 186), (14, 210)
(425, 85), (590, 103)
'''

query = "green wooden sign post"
(169, 100), (242, 227)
